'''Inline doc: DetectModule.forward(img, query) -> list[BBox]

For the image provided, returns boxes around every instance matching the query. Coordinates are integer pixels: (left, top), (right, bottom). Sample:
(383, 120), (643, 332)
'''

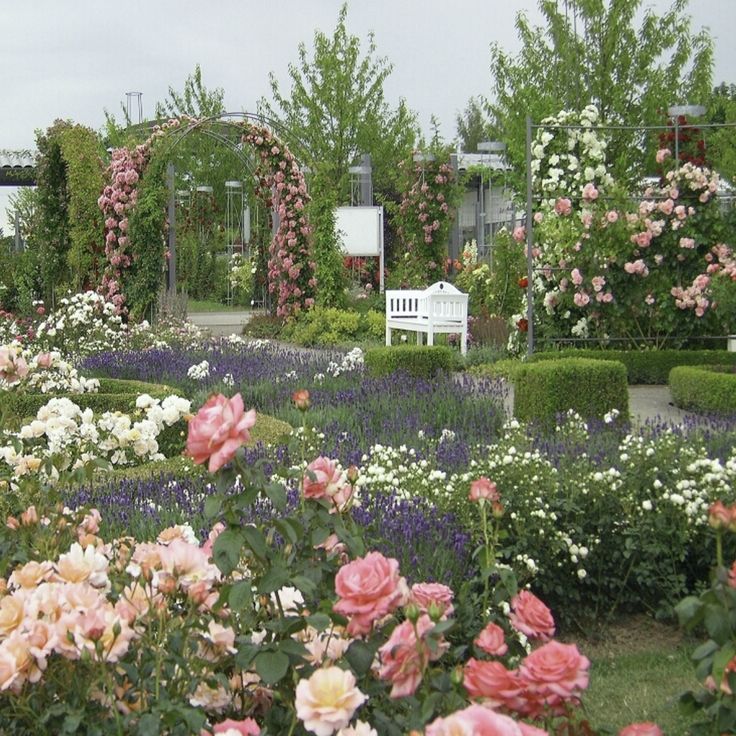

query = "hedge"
(513, 358), (629, 425)
(669, 365), (736, 414)
(1, 379), (175, 430)
(524, 348), (736, 385)
(364, 345), (457, 378)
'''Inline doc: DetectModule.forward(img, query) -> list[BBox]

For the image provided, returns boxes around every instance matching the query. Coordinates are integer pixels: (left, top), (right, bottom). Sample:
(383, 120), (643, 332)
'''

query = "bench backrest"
(386, 281), (467, 320)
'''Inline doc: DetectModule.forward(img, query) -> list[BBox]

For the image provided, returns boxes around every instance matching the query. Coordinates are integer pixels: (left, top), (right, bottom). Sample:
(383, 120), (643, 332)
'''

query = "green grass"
(579, 617), (700, 734)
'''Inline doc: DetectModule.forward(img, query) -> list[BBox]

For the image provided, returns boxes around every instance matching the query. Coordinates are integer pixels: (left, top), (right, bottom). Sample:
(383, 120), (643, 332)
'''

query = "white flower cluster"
(532, 105), (614, 196)
(0, 393), (191, 485)
(26, 351), (99, 394)
(187, 360), (210, 380)
(325, 347), (364, 378)
(34, 291), (128, 357)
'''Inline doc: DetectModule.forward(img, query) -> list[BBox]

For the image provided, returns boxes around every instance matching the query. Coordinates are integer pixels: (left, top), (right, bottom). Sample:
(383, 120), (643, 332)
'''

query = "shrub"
(364, 345), (456, 378)
(670, 365), (736, 413)
(526, 348), (736, 385)
(282, 306), (384, 346)
(513, 358), (628, 425)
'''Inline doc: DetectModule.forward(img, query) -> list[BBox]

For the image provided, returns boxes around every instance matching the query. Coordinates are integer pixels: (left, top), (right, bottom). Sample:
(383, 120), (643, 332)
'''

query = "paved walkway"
(188, 310), (254, 337)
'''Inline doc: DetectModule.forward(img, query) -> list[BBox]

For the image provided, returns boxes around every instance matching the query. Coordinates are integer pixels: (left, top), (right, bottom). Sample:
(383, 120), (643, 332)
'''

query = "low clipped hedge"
(513, 358), (629, 425)
(526, 348), (736, 385)
(365, 345), (456, 379)
(281, 306), (385, 346)
(1, 379), (175, 430)
(669, 365), (736, 413)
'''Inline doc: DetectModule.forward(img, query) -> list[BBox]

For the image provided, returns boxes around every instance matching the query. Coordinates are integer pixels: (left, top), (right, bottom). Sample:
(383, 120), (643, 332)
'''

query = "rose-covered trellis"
(98, 117), (316, 319)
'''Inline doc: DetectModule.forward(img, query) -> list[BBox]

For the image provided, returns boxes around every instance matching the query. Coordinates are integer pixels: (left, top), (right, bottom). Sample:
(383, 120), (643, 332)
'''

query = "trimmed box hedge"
(513, 357), (629, 425)
(669, 365), (736, 414)
(526, 348), (736, 385)
(364, 345), (456, 379)
(1, 379), (176, 430)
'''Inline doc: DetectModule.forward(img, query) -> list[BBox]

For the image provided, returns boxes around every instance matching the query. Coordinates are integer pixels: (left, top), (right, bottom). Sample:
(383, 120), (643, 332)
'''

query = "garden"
(2, 3), (736, 733)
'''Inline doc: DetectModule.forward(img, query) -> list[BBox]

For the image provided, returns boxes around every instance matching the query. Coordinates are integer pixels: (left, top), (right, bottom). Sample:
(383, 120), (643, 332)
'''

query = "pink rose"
(573, 291), (590, 307)
(655, 148), (671, 164)
(554, 198), (572, 216)
(410, 582), (455, 618)
(619, 723), (663, 736)
(519, 641), (590, 714)
(378, 614), (444, 697)
(469, 477), (499, 503)
(582, 182), (598, 201)
(303, 456), (343, 500)
(210, 717), (261, 734)
(513, 226), (526, 242)
(186, 393), (256, 473)
(463, 659), (525, 711)
(570, 268), (583, 286)
(474, 622), (508, 656)
(426, 704), (546, 735)
(509, 590), (555, 641)
(333, 552), (407, 636)
(35, 352), (53, 369)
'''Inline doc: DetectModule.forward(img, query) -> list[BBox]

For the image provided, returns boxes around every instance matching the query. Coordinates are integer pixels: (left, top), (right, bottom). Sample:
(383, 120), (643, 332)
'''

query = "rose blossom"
(509, 590), (555, 641)
(303, 456), (344, 500)
(295, 666), (366, 736)
(475, 622), (509, 656)
(619, 723), (663, 736)
(410, 582), (454, 618)
(427, 705), (547, 736)
(209, 717), (261, 734)
(469, 477), (499, 503)
(378, 614), (442, 697)
(333, 552), (407, 636)
(186, 393), (256, 472)
(336, 722), (377, 736)
(463, 658), (525, 711)
(519, 641), (590, 713)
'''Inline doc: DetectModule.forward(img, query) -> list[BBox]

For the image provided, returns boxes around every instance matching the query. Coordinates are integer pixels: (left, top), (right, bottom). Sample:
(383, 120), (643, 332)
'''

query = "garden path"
(188, 310), (253, 336)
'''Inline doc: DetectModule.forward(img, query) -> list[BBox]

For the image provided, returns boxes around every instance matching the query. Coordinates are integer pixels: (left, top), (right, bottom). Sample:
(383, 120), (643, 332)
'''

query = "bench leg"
(427, 329), (434, 347)
(417, 331), (423, 346)
(461, 327), (468, 356)
(386, 326), (391, 347)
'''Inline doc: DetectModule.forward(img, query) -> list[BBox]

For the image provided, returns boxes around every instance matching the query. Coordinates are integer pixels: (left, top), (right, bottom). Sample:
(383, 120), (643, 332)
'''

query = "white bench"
(385, 281), (469, 355)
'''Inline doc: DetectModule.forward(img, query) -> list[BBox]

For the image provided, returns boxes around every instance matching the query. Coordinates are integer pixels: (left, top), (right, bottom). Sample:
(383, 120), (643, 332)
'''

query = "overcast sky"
(2, 0), (735, 233)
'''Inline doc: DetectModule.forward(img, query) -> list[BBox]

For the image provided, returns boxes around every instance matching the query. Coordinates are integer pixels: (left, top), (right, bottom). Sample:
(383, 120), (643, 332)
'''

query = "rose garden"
(2, 3), (736, 734)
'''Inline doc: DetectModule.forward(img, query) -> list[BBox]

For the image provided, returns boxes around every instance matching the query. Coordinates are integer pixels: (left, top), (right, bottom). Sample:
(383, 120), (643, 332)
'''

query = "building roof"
(0, 149), (37, 186)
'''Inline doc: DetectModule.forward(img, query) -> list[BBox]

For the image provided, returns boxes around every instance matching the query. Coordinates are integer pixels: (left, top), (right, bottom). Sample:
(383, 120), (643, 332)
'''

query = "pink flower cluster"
(0, 346), (29, 385)
(672, 243), (736, 317)
(243, 125), (316, 318)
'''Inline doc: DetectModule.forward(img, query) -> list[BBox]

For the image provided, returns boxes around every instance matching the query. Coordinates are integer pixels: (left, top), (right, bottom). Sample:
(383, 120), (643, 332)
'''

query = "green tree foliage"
(259, 3), (417, 201)
(489, 0), (714, 187)
(456, 96), (494, 153)
(707, 82), (736, 184)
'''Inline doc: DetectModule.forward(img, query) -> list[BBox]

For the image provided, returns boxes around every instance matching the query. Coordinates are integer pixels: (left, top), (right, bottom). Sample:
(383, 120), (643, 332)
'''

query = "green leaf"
(204, 495), (221, 520)
(254, 651), (290, 684)
(278, 638), (309, 658)
(275, 518), (299, 546)
(229, 580), (253, 611)
(345, 640), (376, 677)
(675, 596), (704, 628)
(257, 565), (290, 595)
(705, 604), (732, 644)
(243, 526), (268, 560)
(291, 574), (318, 596)
(212, 529), (243, 576)
(306, 612), (332, 631)
(137, 713), (161, 736)
(712, 642), (736, 685)
(692, 639), (719, 661)
(265, 481), (287, 510)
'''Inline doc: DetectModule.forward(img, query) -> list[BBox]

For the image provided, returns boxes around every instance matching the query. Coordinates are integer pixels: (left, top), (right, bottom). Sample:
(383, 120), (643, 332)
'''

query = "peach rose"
(295, 666), (366, 736)
(378, 614), (445, 698)
(619, 723), (663, 736)
(186, 393), (256, 473)
(463, 658), (525, 711)
(426, 704), (546, 735)
(303, 456), (344, 500)
(336, 722), (377, 736)
(509, 590), (555, 641)
(519, 641), (590, 714)
(410, 582), (454, 619)
(469, 477), (499, 503)
(210, 717), (261, 734)
(333, 552), (407, 636)
(474, 622), (508, 656)
(292, 389), (310, 411)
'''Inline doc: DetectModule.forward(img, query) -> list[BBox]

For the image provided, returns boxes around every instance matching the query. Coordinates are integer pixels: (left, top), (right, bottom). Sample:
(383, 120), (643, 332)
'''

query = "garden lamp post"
(667, 104), (706, 163)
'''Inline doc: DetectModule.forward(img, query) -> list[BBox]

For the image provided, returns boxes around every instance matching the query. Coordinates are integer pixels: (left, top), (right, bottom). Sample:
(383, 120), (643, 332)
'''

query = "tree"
(259, 3), (417, 201)
(706, 82), (736, 185)
(456, 96), (494, 153)
(488, 0), (714, 188)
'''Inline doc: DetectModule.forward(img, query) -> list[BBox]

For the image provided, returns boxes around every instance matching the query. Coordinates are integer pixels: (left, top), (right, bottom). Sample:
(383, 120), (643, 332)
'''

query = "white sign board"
(334, 206), (385, 292)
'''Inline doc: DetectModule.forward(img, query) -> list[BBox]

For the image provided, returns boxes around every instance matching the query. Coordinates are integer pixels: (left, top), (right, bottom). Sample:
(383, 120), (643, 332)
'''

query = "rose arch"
(97, 114), (316, 319)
